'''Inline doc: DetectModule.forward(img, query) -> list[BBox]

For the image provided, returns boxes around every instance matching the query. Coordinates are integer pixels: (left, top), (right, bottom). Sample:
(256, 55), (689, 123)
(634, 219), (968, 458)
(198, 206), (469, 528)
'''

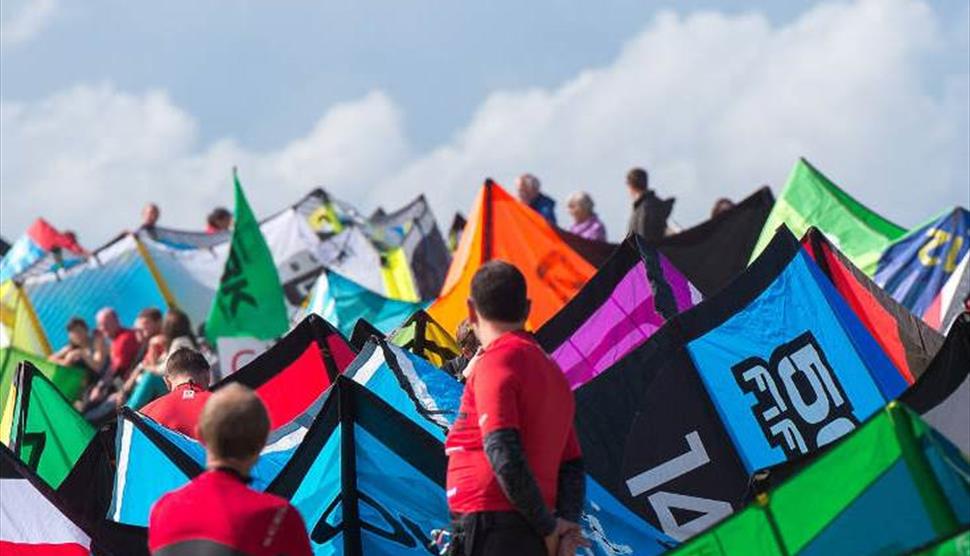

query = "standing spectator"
(149, 384), (312, 555)
(516, 174), (557, 226)
(140, 348), (212, 439)
(566, 192), (607, 242)
(206, 207), (233, 233)
(442, 319), (481, 382)
(626, 167), (674, 243)
(142, 203), (161, 230)
(445, 261), (588, 556)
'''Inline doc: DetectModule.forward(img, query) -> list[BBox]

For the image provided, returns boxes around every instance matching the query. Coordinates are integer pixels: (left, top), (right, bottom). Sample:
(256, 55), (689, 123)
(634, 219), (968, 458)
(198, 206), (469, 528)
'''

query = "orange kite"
(429, 180), (595, 333)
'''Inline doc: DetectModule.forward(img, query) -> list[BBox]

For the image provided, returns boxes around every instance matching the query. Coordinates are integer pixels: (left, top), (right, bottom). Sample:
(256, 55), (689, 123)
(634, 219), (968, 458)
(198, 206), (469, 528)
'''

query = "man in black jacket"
(627, 167), (674, 242)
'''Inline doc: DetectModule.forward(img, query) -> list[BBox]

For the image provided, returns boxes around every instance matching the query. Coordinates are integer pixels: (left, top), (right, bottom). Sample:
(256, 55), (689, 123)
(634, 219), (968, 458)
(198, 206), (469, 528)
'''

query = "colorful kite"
(752, 158), (907, 273)
(429, 179), (595, 333)
(669, 403), (970, 555)
(536, 234), (700, 389)
(875, 207), (970, 330)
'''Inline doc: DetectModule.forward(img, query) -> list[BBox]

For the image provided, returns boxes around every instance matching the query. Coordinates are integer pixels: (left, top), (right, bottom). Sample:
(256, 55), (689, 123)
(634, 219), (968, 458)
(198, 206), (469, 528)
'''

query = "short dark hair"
(138, 307), (163, 322)
(66, 317), (88, 333)
(627, 167), (648, 192)
(470, 261), (528, 322)
(165, 348), (210, 383)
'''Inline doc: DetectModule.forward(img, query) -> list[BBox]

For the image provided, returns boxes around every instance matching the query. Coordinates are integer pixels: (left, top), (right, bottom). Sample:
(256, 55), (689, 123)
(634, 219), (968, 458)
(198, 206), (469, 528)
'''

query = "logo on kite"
(310, 491), (436, 552)
(217, 246), (257, 318)
(732, 331), (858, 459)
(537, 251), (588, 303)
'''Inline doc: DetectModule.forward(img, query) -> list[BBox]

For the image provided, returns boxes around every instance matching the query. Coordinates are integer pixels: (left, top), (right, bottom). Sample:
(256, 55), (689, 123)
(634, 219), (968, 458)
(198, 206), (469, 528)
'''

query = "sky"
(1, 0), (968, 245)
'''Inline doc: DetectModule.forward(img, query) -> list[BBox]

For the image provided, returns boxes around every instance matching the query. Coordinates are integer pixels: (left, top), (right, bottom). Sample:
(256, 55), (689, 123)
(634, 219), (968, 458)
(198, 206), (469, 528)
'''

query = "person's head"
(516, 174), (541, 204)
(207, 208), (232, 231)
(142, 203), (160, 227)
(467, 261), (530, 339)
(626, 167), (649, 200)
(162, 308), (194, 343)
(96, 308), (121, 338)
(455, 319), (480, 359)
(566, 192), (595, 223)
(135, 307), (163, 339)
(66, 317), (90, 347)
(199, 384), (270, 472)
(164, 347), (211, 389)
(711, 198), (735, 218)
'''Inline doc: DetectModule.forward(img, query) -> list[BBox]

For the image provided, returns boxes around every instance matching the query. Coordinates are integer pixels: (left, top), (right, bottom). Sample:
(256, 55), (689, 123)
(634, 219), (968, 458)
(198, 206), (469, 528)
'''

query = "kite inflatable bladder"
(575, 225), (911, 545)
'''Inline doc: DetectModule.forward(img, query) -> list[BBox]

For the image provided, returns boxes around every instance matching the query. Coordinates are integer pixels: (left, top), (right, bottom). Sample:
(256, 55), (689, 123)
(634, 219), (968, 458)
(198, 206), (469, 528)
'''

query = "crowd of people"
(50, 305), (216, 424)
(41, 165), (744, 555)
(513, 166), (733, 244)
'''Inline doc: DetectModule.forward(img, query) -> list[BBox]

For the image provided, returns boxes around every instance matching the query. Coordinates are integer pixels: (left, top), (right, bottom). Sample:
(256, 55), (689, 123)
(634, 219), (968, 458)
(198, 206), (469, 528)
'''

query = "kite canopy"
(752, 158), (907, 274)
(212, 314), (355, 430)
(900, 313), (970, 454)
(1, 445), (93, 556)
(875, 207), (970, 330)
(267, 376), (450, 555)
(669, 403), (970, 555)
(300, 269), (427, 339)
(429, 179), (595, 333)
(575, 226), (908, 543)
(0, 218), (87, 283)
(536, 234), (701, 389)
(344, 338), (461, 440)
(0, 347), (87, 424)
(388, 310), (460, 367)
(802, 227), (944, 383)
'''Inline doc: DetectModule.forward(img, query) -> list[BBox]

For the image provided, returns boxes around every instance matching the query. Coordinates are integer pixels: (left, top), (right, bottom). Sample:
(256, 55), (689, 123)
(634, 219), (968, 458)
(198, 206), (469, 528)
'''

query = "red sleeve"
(562, 425), (582, 462)
(473, 351), (520, 436)
(278, 504), (313, 556)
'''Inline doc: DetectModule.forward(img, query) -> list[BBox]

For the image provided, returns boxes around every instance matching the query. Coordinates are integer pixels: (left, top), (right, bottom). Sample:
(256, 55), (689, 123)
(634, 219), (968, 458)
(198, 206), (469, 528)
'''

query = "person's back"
(444, 261), (586, 556)
(626, 167), (674, 243)
(150, 468), (308, 555)
(447, 331), (577, 511)
(149, 383), (311, 556)
(141, 348), (212, 439)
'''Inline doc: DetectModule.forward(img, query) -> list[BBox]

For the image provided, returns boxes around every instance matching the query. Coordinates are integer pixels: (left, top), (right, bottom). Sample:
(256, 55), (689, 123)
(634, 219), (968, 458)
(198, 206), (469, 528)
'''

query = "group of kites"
(0, 157), (968, 555)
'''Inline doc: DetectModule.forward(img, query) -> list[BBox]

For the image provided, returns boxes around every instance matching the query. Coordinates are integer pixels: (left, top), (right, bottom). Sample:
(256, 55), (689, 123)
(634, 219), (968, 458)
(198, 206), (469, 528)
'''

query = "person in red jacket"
(445, 261), (588, 556)
(149, 384), (312, 556)
(141, 348), (212, 439)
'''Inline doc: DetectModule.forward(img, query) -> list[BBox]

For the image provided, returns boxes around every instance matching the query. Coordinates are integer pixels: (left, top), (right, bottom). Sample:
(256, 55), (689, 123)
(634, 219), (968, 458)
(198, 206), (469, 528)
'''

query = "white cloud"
(1, 0), (967, 246)
(1, 0), (58, 46)
(0, 86), (408, 242)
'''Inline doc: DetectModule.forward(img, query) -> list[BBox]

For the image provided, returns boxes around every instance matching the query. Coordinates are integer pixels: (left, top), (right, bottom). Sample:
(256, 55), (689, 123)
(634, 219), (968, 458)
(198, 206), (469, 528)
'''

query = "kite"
(536, 234), (700, 389)
(429, 179), (595, 333)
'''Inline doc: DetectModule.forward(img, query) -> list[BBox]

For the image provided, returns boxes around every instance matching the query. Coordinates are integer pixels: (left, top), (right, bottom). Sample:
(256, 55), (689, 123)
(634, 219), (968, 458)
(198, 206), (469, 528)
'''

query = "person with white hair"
(566, 192), (607, 241)
(516, 173), (557, 226)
